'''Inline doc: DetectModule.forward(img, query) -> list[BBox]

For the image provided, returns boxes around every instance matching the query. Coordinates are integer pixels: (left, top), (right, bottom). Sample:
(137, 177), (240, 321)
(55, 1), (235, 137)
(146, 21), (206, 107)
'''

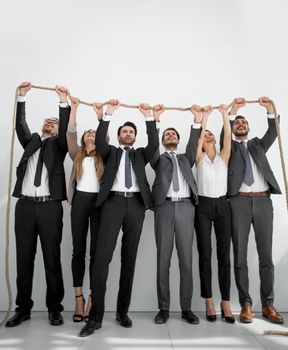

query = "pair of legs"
(229, 195), (274, 307)
(71, 190), (101, 321)
(154, 200), (194, 312)
(14, 198), (64, 314)
(195, 196), (233, 317)
(89, 193), (145, 322)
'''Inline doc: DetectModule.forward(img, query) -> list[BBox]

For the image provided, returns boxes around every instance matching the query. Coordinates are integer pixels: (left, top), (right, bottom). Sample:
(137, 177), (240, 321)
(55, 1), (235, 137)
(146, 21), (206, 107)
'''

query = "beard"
(42, 126), (57, 136)
(233, 129), (248, 137)
(164, 142), (178, 149)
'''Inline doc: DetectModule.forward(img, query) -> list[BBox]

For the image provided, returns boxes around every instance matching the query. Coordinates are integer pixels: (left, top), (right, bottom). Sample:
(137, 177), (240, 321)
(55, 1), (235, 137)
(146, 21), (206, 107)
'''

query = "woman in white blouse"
(66, 97), (104, 322)
(194, 104), (234, 323)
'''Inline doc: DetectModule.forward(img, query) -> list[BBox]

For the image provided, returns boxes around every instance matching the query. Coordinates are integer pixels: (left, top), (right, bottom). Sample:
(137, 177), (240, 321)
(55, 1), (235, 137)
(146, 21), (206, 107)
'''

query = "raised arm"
(55, 85), (70, 152)
(219, 104), (231, 166)
(95, 99), (119, 161)
(258, 96), (279, 152)
(149, 104), (165, 169)
(66, 97), (80, 160)
(190, 104), (204, 166)
(15, 82), (33, 148)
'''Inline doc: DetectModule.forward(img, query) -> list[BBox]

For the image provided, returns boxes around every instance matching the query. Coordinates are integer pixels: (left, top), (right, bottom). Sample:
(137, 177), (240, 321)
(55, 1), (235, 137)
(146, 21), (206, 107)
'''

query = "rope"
(264, 330), (288, 336)
(1, 85), (287, 332)
(0, 88), (18, 328)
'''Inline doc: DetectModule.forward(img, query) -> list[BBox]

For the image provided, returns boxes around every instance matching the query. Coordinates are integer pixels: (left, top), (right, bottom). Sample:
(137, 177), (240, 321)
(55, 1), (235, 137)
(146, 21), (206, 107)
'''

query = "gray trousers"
(154, 200), (195, 311)
(230, 195), (274, 307)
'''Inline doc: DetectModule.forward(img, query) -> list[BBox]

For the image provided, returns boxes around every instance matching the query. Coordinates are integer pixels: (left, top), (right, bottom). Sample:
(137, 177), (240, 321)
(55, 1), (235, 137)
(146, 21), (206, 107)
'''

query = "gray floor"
(0, 312), (288, 350)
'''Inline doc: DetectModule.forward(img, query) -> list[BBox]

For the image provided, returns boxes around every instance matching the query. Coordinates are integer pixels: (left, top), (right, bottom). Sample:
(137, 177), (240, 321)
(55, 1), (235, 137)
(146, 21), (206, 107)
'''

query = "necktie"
(34, 141), (45, 187)
(124, 147), (132, 189)
(170, 152), (180, 192)
(240, 141), (254, 186)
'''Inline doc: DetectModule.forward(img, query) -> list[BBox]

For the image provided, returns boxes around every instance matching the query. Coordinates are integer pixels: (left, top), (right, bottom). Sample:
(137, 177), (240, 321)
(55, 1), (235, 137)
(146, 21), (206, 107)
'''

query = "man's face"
(162, 129), (179, 149)
(41, 118), (59, 136)
(232, 118), (250, 137)
(118, 126), (136, 146)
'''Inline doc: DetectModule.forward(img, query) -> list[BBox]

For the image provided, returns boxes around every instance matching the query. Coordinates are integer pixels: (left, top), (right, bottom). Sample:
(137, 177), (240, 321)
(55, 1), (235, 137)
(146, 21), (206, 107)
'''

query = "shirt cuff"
(267, 114), (275, 119)
(102, 115), (111, 122)
(229, 115), (236, 121)
(192, 123), (201, 129)
(145, 117), (155, 122)
(17, 95), (26, 102)
(68, 124), (77, 132)
(59, 102), (69, 108)
(156, 121), (161, 130)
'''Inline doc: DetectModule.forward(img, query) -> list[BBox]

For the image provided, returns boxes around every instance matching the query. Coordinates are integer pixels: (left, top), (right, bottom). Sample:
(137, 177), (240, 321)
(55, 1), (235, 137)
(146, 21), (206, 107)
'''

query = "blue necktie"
(241, 141), (254, 186)
(124, 147), (132, 189)
(170, 152), (180, 192)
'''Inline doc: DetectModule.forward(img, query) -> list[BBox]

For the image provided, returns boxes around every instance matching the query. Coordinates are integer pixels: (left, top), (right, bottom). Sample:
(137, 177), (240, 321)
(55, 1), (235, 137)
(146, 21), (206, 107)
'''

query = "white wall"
(0, 0), (288, 312)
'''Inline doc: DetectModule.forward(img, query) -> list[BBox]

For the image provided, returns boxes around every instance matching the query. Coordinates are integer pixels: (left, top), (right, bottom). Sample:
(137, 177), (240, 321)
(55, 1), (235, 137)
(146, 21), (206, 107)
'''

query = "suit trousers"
(89, 193), (145, 322)
(71, 190), (101, 288)
(154, 200), (195, 311)
(229, 195), (274, 307)
(195, 196), (231, 300)
(14, 198), (64, 313)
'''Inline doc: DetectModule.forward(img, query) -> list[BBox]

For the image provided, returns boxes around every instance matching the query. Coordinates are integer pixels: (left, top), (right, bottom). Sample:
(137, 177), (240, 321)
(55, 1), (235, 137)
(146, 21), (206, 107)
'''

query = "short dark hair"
(117, 121), (137, 136)
(162, 127), (180, 142)
(233, 115), (249, 126)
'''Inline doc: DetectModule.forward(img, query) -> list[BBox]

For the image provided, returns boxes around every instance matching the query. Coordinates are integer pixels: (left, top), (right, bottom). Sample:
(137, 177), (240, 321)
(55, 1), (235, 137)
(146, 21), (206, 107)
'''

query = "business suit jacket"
(95, 119), (159, 209)
(221, 117), (281, 196)
(151, 126), (201, 207)
(13, 101), (70, 200)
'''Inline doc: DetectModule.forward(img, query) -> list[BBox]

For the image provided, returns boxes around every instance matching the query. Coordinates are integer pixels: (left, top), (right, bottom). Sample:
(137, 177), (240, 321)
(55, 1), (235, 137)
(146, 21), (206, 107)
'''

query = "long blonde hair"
(74, 133), (104, 182)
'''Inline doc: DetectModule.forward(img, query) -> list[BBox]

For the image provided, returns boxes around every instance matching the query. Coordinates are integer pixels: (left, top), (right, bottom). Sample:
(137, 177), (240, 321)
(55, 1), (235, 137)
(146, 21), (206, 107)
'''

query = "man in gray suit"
(226, 97), (283, 324)
(150, 104), (202, 324)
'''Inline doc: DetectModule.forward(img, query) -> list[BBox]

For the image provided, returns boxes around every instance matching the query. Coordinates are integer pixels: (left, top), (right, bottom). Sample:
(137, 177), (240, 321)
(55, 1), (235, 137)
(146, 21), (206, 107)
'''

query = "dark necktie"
(240, 141), (254, 186)
(124, 146), (132, 189)
(170, 152), (180, 192)
(34, 140), (45, 187)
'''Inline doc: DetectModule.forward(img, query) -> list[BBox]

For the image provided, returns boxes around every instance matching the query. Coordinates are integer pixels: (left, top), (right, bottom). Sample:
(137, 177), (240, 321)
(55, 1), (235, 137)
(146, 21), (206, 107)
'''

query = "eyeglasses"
(83, 129), (96, 135)
(44, 118), (59, 125)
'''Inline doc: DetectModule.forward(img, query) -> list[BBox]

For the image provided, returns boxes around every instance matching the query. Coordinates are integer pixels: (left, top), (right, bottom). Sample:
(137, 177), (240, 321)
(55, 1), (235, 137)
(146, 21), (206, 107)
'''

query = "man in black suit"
(226, 97), (283, 324)
(6, 82), (70, 327)
(150, 104), (202, 324)
(80, 100), (159, 337)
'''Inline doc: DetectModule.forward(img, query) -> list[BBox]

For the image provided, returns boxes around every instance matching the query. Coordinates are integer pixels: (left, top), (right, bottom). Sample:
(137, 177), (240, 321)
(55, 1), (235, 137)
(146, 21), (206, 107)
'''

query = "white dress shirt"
(166, 151), (191, 198)
(197, 153), (227, 198)
(76, 157), (100, 193)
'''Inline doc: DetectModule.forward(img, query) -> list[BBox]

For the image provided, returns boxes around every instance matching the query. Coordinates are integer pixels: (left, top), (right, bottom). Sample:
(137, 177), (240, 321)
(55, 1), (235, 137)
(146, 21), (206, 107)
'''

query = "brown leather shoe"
(262, 306), (284, 324)
(239, 306), (253, 323)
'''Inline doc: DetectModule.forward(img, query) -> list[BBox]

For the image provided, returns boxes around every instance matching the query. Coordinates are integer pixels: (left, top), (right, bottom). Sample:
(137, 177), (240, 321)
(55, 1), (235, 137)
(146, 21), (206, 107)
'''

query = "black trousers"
(89, 193), (145, 322)
(71, 190), (101, 288)
(195, 196), (232, 300)
(14, 198), (64, 313)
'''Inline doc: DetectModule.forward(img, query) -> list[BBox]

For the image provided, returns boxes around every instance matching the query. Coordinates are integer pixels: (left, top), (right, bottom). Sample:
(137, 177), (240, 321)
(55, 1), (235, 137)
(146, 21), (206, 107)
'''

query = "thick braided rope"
(0, 88), (18, 328)
(264, 330), (288, 336)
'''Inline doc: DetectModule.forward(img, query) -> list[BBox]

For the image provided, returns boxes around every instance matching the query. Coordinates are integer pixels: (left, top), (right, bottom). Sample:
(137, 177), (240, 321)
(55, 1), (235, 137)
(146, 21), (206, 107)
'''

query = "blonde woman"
(67, 97), (104, 322)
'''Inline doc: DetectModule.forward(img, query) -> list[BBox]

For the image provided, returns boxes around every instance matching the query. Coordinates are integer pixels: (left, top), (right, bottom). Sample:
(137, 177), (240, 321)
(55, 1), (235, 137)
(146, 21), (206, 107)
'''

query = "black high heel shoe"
(73, 294), (85, 322)
(220, 303), (235, 324)
(205, 301), (217, 322)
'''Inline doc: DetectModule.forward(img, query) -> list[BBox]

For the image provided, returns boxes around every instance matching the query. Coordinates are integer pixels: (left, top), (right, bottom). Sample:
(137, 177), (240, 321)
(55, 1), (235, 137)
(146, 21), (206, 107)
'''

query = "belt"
(20, 195), (53, 202)
(238, 191), (269, 198)
(112, 191), (137, 198)
(166, 197), (191, 202)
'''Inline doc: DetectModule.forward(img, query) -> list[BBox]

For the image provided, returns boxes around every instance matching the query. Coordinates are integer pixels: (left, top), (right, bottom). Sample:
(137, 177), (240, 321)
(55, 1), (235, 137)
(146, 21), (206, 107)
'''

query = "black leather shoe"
(116, 312), (132, 328)
(48, 311), (64, 326)
(154, 310), (169, 324)
(5, 311), (31, 327)
(181, 310), (199, 324)
(79, 320), (102, 337)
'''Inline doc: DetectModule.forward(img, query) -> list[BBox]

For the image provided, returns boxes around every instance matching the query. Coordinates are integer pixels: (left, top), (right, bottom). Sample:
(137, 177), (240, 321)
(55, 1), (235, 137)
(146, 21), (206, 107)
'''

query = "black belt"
(20, 195), (53, 203)
(166, 197), (191, 202)
(112, 191), (138, 198)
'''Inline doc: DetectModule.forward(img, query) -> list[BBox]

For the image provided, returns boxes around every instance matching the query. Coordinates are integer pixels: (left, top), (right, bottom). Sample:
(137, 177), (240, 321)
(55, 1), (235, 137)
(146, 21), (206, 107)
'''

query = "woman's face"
(83, 129), (96, 144)
(203, 131), (216, 146)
